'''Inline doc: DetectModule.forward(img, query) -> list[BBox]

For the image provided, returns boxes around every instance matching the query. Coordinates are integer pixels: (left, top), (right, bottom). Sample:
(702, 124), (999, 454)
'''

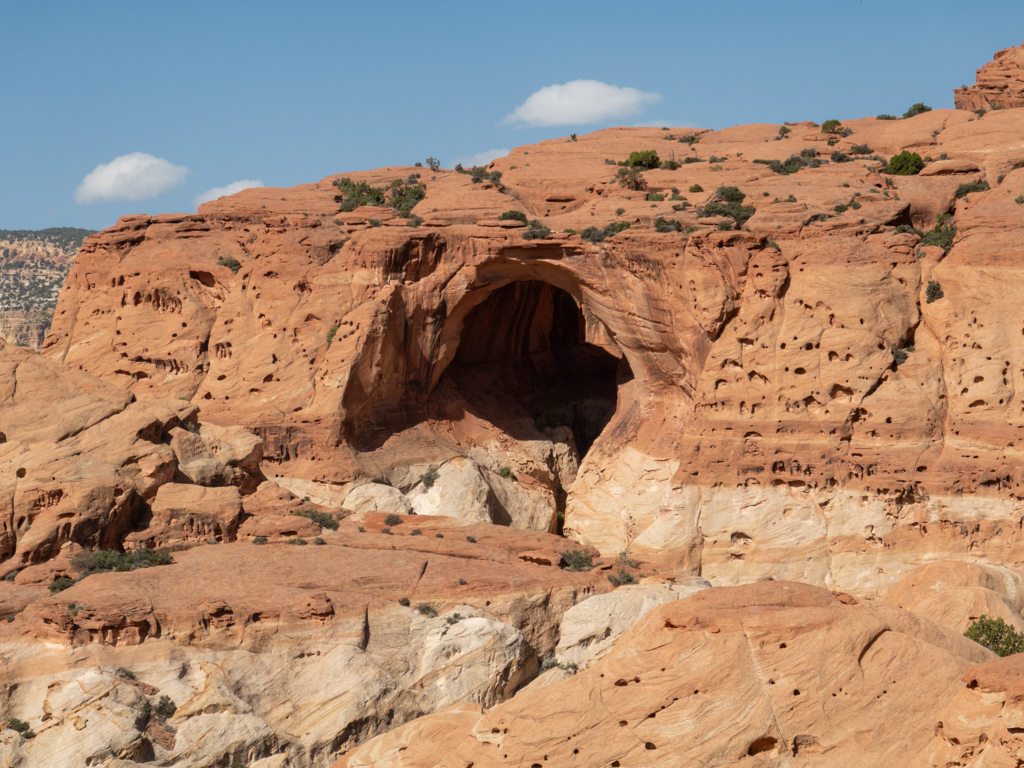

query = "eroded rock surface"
(0, 514), (607, 767)
(333, 581), (991, 768)
(33, 108), (1024, 598)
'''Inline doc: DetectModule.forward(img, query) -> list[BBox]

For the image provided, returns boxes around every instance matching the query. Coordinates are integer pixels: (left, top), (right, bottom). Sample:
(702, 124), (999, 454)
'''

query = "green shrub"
(920, 222), (957, 251)
(326, 326), (338, 346)
(523, 220), (552, 240)
(435, 533), (444, 538)
(407, 214), (424, 227)
(682, 156), (702, 164)
(293, 509), (340, 530)
(460, 165), (502, 185)
(679, 135), (700, 145)
(766, 240), (779, 249)
(1016, 194), (1024, 205)
(287, 537), (308, 546)
(4, 569), (17, 582)
(892, 348), (909, 366)
(384, 514), (403, 526)
(647, 193), (665, 201)
(9, 719), (35, 739)
(717, 220), (734, 231)
(580, 221), (631, 243)
(499, 467), (514, 479)
(777, 126), (791, 139)
(851, 201), (861, 209)
(116, 667), (136, 680)
(313, 537), (326, 545)
(753, 154), (818, 175)
(926, 280), (944, 303)
(831, 151), (851, 163)
(420, 467), (439, 488)
(708, 155), (726, 163)
(888, 151), (924, 176)
(154, 695), (177, 722)
(716, 186), (745, 204)
(498, 210), (528, 223)
(71, 549), (173, 577)
(903, 102), (932, 118)
(466, 536), (476, 543)
(955, 181), (990, 198)
(381, 528), (391, 535)
(615, 207), (625, 215)
(616, 166), (647, 191)
(627, 150), (660, 169)
(253, 536), (267, 545)
(417, 603), (438, 618)
(458, 578), (467, 585)
(426, 157), (441, 171)
(965, 615), (1024, 656)
(608, 569), (639, 587)
(367, 218), (382, 227)
(689, 184), (703, 193)
(834, 204), (848, 213)
(654, 217), (684, 233)
(821, 119), (842, 134)
(333, 177), (387, 210)
(216, 257), (242, 274)
(570, 133), (577, 141)
(562, 549), (595, 572)
(399, 597), (411, 606)
(698, 199), (756, 227)
(660, 159), (681, 170)
(877, 114), (898, 120)
(850, 144), (872, 155)
(410, 529), (422, 536)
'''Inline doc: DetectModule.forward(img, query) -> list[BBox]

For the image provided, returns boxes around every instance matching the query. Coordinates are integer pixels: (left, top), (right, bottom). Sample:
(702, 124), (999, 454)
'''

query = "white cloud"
(502, 80), (662, 127)
(451, 148), (509, 168)
(193, 179), (265, 208)
(75, 152), (189, 204)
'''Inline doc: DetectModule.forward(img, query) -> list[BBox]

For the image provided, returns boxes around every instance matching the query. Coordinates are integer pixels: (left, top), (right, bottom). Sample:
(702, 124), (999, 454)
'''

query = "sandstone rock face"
(340, 482), (412, 516)
(127, 483), (243, 549)
(334, 581), (991, 768)
(553, 577), (711, 669)
(911, 654), (1024, 767)
(955, 43), (1024, 111)
(883, 560), (1024, 633)
(36, 109), (1024, 598)
(0, 515), (607, 766)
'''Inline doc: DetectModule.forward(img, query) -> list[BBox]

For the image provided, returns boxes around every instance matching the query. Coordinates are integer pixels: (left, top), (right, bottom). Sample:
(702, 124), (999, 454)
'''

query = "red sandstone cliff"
(37, 109), (1024, 597)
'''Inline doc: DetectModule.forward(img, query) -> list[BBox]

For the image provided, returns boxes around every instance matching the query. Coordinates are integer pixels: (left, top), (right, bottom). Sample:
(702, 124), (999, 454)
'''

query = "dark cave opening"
(442, 280), (630, 459)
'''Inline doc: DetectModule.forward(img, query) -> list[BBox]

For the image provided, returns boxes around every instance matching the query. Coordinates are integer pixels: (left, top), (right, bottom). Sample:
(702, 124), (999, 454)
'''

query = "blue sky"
(3, 0), (1023, 231)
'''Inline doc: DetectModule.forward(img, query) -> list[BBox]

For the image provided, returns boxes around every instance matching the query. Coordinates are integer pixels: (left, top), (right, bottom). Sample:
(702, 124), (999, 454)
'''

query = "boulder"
(125, 483), (242, 548)
(341, 483), (412, 516)
(554, 577), (711, 669)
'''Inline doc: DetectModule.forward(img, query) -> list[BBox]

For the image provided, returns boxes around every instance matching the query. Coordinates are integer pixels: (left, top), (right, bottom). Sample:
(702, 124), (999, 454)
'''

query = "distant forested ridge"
(0, 228), (97, 251)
